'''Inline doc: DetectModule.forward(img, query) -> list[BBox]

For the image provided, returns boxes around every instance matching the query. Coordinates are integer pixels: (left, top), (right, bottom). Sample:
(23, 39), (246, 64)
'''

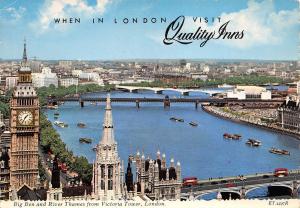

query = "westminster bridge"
(180, 170), (300, 200)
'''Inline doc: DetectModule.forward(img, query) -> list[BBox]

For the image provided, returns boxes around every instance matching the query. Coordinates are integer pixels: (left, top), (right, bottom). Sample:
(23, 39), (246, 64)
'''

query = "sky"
(0, 0), (298, 60)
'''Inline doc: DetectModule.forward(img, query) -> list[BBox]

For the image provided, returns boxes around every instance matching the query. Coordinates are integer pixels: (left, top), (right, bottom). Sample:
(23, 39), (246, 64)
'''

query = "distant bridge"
(115, 85), (226, 96)
(181, 170), (300, 200)
(49, 96), (284, 109)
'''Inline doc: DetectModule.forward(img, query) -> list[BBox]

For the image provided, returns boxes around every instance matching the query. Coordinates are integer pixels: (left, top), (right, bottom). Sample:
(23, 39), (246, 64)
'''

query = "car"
(262, 175), (270, 178)
(226, 183), (236, 188)
(211, 181), (218, 185)
(221, 180), (228, 183)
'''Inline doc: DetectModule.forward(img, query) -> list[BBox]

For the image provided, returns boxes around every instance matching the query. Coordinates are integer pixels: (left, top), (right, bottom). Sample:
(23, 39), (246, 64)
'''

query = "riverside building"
(278, 95), (300, 132)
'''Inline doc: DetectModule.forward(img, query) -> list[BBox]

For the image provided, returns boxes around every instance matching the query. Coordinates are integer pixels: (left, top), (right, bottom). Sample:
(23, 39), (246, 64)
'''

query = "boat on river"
(189, 122), (198, 127)
(170, 117), (184, 122)
(218, 84), (234, 89)
(246, 139), (261, 147)
(269, 147), (290, 155)
(223, 133), (242, 140)
(177, 118), (184, 122)
(170, 117), (177, 121)
(232, 134), (242, 140)
(53, 121), (68, 128)
(47, 105), (58, 110)
(77, 122), (86, 128)
(223, 133), (232, 139)
(79, 138), (92, 144)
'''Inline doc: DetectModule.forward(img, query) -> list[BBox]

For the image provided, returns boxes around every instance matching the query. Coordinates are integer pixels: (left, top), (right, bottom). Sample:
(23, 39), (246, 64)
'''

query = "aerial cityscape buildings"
(0, 39), (299, 202)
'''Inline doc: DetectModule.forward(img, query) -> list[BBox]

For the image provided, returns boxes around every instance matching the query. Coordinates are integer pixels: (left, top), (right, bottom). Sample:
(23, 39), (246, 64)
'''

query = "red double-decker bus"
(274, 168), (288, 177)
(182, 177), (198, 186)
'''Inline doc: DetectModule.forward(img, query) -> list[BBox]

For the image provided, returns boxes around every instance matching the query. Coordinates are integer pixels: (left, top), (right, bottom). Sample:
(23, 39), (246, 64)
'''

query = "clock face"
(18, 111), (33, 125)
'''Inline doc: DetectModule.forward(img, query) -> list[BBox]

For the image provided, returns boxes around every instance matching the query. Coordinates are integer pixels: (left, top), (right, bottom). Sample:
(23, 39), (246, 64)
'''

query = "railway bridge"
(47, 96), (284, 109)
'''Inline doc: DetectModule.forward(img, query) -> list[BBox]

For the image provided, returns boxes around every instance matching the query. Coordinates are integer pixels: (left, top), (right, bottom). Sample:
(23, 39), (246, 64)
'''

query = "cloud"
(215, 0), (298, 48)
(0, 6), (26, 22)
(32, 0), (112, 32)
(161, 0), (298, 49)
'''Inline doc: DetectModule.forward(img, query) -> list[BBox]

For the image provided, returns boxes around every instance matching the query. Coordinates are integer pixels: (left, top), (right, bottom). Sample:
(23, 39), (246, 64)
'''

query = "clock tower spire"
(18, 38), (32, 83)
(22, 38), (27, 65)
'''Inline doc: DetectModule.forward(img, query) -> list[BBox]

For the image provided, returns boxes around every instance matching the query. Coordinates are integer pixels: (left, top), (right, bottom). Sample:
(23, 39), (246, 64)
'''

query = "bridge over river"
(181, 170), (300, 200)
(115, 85), (226, 96)
(48, 96), (284, 109)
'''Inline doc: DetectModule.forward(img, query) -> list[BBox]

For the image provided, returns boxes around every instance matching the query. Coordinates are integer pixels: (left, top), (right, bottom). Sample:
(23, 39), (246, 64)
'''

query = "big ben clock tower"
(10, 39), (40, 190)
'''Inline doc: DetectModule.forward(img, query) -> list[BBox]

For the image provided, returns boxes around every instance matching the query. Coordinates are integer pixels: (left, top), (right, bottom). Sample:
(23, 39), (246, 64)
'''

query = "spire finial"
(22, 37), (27, 64)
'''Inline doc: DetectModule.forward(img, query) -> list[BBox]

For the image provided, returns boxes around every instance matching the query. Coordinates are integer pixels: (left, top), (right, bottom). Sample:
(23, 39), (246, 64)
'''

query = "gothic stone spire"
(100, 94), (116, 145)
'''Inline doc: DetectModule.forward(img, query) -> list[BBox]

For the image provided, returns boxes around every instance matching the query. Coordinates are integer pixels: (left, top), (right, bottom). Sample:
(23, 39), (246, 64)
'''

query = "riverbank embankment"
(202, 105), (300, 140)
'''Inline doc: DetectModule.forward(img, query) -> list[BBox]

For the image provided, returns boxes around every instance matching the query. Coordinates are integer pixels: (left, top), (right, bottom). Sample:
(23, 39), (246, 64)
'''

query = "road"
(38, 146), (68, 186)
(181, 172), (300, 194)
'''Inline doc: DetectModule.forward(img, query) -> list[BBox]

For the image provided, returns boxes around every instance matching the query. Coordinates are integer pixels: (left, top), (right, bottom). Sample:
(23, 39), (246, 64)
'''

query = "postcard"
(0, 0), (299, 208)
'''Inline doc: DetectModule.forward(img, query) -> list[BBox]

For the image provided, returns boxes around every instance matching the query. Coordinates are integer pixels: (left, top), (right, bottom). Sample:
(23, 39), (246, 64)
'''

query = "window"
(160, 188), (165, 198)
(108, 166), (113, 179)
(101, 165), (105, 178)
(108, 180), (113, 190)
(171, 188), (176, 199)
(101, 180), (105, 190)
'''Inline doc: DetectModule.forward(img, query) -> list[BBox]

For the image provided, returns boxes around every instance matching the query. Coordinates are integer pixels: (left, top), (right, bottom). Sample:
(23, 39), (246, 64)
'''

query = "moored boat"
(218, 84), (234, 89)
(79, 137), (92, 144)
(170, 117), (184, 122)
(223, 133), (232, 139)
(246, 139), (261, 147)
(176, 118), (184, 122)
(232, 134), (242, 140)
(189, 122), (198, 127)
(269, 147), (290, 155)
(170, 117), (177, 121)
(53, 121), (68, 128)
(77, 122), (86, 128)
(48, 105), (58, 110)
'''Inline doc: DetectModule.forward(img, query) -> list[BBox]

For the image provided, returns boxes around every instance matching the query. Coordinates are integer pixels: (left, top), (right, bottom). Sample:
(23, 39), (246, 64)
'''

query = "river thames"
(45, 90), (300, 199)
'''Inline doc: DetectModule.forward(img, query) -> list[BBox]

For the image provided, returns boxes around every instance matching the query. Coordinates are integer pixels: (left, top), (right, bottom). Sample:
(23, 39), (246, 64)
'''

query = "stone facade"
(134, 151), (181, 200)
(278, 96), (300, 132)
(9, 39), (40, 190)
(92, 95), (124, 200)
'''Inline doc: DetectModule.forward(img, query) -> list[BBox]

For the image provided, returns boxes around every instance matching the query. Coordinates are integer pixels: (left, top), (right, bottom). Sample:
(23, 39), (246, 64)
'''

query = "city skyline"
(0, 0), (298, 60)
